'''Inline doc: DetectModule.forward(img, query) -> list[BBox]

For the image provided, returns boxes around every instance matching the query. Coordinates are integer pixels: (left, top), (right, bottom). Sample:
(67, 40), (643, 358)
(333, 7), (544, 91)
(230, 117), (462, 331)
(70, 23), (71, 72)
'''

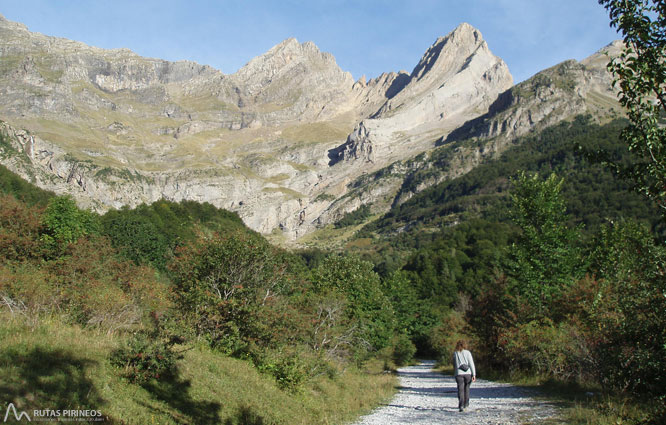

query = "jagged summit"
(411, 22), (487, 81)
(234, 36), (348, 86)
(0, 13), (28, 31)
(231, 37), (354, 121)
(334, 23), (513, 165)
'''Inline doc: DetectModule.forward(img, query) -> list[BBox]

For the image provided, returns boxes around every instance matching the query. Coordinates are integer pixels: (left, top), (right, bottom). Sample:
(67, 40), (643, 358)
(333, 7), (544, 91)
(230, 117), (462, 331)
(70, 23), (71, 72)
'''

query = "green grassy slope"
(0, 315), (395, 425)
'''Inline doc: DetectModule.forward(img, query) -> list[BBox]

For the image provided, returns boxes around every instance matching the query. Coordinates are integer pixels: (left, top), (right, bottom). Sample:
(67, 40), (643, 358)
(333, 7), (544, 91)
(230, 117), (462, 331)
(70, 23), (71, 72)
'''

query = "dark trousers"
(455, 374), (472, 408)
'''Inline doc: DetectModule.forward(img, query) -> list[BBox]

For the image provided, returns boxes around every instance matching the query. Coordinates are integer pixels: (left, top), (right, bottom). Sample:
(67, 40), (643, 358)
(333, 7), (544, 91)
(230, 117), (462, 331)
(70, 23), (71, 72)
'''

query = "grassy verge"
(0, 314), (396, 424)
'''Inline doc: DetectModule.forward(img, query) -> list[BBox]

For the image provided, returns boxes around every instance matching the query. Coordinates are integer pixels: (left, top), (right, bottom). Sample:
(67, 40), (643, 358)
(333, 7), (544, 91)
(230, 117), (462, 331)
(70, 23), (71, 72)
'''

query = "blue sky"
(0, 0), (619, 83)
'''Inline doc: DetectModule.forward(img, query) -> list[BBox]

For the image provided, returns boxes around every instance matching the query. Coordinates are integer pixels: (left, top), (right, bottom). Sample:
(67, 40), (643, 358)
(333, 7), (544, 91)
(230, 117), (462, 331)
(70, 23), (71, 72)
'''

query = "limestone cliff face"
(444, 41), (623, 148)
(380, 42), (624, 209)
(332, 23), (514, 166)
(0, 14), (619, 244)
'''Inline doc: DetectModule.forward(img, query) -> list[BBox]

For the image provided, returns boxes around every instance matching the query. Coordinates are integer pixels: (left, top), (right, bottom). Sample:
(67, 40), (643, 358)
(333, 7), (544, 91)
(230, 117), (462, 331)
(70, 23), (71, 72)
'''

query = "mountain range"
(0, 14), (622, 245)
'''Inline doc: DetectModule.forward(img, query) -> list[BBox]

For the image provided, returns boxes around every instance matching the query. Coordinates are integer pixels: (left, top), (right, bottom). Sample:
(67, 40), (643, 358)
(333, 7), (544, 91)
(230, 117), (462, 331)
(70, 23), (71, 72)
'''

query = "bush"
(48, 237), (172, 330)
(40, 196), (100, 256)
(391, 334), (417, 366)
(101, 210), (168, 268)
(254, 350), (308, 392)
(110, 324), (182, 384)
(0, 263), (53, 321)
(498, 318), (593, 381)
(0, 195), (44, 261)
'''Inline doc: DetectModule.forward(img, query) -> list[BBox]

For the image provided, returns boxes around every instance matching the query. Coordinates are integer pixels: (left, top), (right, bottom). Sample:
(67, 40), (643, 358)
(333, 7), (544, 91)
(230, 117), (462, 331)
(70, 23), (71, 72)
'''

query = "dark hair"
(455, 340), (466, 352)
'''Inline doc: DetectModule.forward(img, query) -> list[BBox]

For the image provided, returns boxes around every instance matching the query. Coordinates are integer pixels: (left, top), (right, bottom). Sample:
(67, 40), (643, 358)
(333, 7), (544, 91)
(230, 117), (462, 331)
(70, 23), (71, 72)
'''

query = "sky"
(0, 0), (620, 83)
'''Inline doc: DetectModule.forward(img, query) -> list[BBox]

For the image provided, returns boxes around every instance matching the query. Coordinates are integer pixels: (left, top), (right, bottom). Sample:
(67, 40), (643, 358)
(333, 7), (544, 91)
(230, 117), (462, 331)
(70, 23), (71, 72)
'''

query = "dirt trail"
(354, 360), (560, 425)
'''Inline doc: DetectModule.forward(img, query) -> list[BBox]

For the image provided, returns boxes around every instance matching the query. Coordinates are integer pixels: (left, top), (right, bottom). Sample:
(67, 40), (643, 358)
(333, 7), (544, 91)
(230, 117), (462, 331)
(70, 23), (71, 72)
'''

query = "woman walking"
(452, 340), (476, 412)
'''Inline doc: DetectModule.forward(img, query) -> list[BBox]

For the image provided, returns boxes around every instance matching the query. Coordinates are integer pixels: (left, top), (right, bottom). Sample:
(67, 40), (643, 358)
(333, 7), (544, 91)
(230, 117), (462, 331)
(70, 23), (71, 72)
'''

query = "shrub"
(498, 318), (593, 381)
(48, 237), (172, 330)
(40, 196), (100, 256)
(0, 263), (54, 321)
(428, 310), (472, 360)
(110, 323), (182, 384)
(101, 210), (168, 268)
(391, 334), (417, 366)
(254, 349), (308, 392)
(0, 195), (44, 261)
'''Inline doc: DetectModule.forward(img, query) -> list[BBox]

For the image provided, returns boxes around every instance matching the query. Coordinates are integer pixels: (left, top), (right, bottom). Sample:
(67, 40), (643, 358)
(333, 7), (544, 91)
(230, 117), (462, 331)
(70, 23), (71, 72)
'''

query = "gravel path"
(354, 360), (560, 425)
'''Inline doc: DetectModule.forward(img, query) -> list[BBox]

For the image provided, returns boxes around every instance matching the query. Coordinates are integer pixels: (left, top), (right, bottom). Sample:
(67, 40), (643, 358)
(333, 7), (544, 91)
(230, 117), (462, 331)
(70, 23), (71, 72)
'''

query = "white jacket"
(452, 349), (476, 377)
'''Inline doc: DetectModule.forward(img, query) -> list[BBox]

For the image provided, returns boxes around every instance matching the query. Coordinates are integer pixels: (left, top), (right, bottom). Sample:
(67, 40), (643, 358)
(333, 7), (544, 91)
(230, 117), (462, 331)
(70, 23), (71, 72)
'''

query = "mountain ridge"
(0, 15), (620, 245)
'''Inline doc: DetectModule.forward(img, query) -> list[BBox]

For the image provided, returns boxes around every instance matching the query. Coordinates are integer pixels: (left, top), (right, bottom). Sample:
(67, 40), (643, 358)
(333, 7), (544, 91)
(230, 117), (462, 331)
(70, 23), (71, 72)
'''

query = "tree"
(168, 231), (291, 353)
(507, 172), (583, 316)
(599, 0), (666, 211)
(587, 220), (666, 399)
(101, 210), (168, 268)
(311, 255), (395, 353)
(40, 196), (99, 255)
(382, 270), (421, 337)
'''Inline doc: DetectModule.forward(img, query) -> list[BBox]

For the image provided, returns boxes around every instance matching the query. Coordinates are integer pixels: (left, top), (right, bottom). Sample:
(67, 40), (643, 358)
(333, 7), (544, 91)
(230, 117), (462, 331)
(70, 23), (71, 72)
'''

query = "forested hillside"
(359, 116), (662, 243)
(0, 165), (406, 423)
(342, 114), (665, 423)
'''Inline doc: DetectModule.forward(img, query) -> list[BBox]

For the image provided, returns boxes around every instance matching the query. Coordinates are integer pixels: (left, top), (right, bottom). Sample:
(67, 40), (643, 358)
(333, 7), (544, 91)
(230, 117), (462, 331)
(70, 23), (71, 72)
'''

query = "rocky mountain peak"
(0, 13), (29, 32)
(334, 23), (513, 167)
(233, 37), (347, 88)
(230, 37), (354, 120)
(409, 23), (494, 88)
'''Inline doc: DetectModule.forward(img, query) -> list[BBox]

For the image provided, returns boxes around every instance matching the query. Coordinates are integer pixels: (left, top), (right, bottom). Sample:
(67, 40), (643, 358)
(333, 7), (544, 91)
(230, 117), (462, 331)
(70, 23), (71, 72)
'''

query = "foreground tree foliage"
(41, 196), (100, 256)
(507, 172), (584, 316)
(589, 221), (666, 398)
(0, 194), (171, 329)
(167, 230), (407, 389)
(311, 255), (395, 358)
(599, 0), (666, 209)
(0, 190), (415, 397)
(101, 199), (248, 270)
